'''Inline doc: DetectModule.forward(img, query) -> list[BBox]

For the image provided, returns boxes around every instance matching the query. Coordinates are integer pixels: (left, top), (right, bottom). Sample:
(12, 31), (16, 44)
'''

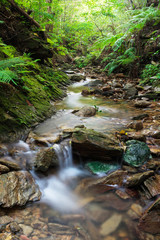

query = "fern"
(0, 70), (18, 85)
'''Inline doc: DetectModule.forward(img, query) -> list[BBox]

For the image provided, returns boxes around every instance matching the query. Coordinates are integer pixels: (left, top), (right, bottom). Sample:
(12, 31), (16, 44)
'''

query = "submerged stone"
(123, 140), (151, 167)
(86, 161), (120, 175)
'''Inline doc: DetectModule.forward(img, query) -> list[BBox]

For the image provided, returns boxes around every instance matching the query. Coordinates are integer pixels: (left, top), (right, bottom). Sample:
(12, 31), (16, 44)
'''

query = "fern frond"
(0, 70), (18, 85)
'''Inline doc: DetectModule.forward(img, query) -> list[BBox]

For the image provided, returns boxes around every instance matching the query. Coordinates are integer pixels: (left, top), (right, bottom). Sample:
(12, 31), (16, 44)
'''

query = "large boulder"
(72, 127), (123, 161)
(0, 171), (41, 207)
(34, 148), (59, 172)
(123, 140), (151, 167)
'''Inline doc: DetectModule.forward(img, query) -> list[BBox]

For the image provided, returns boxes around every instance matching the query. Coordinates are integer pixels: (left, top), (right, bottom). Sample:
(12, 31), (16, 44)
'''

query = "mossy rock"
(86, 161), (120, 175)
(123, 140), (151, 167)
(72, 127), (123, 161)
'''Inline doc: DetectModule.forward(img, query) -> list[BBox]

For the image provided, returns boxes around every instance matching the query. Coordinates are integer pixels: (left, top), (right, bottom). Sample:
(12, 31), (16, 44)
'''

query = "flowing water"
(3, 75), (147, 239)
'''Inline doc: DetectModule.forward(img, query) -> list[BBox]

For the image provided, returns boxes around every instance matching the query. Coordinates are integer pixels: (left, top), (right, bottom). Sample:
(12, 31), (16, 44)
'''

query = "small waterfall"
(53, 140), (73, 169)
(35, 139), (86, 212)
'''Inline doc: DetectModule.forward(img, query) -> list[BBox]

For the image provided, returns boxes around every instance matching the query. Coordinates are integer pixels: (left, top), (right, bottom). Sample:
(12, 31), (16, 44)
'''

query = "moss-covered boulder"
(72, 127), (123, 161)
(123, 140), (151, 167)
(86, 161), (120, 175)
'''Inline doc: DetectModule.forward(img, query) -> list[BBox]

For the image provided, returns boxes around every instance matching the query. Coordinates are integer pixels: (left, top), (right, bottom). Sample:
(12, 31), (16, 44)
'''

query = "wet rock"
(112, 80), (122, 88)
(143, 174), (160, 198)
(102, 85), (111, 91)
(138, 197), (160, 234)
(123, 140), (151, 167)
(86, 204), (110, 224)
(134, 100), (151, 108)
(86, 219), (101, 240)
(0, 171), (41, 207)
(127, 121), (143, 131)
(146, 159), (160, 170)
(150, 130), (160, 139)
(124, 83), (138, 99)
(85, 161), (119, 175)
(76, 170), (127, 194)
(0, 157), (21, 170)
(125, 171), (154, 187)
(70, 74), (86, 82)
(19, 224), (33, 237)
(132, 113), (149, 120)
(72, 127), (123, 161)
(0, 145), (8, 157)
(127, 132), (146, 142)
(0, 164), (10, 173)
(127, 203), (143, 220)
(9, 222), (21, 233)
(48, 223), (76, 235)
(81, 89), (93, 96)
(115, 189), (131, 199)
(100, 213), (122, 236)
(74, 106), (96, 117)
(34, 147), (59, 172)
(0, 216), (13, 232)
(85, 79), (102, 87)
(20, 234), (31, 240)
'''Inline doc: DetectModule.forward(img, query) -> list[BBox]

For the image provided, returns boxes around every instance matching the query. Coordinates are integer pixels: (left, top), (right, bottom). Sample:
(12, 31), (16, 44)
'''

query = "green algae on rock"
(123, 140), (151, 167)
(86, 161), (120, 175)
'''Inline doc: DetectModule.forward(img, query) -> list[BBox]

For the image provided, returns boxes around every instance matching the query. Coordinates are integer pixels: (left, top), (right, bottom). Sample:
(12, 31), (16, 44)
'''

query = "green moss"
(0, 62), (69, 140)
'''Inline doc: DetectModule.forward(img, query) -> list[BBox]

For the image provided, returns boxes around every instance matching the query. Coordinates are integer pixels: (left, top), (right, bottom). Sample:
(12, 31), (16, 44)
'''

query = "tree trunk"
(7, 0), (47, 40)
(45, 0), (53, 32)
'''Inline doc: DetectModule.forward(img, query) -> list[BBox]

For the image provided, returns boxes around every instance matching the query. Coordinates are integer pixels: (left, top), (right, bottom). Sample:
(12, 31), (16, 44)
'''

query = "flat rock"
(138, 197), (160, 234)
(143, 174), (160, 198)
(72, 127), (123, 161)
(74, 106), (96, 117)
(100, 213), (122, 236)
(0, 157), (21, 170)
(0, 164), (10, 173)
(86, 204), (110, 224)
(125, 171), (154, 187)
(19, 224), (33, 237)
(134, 101), (151, 108)
(0, 171), (41, 207)
(132, 113), (149, 120)
(75, 170), (127, 194)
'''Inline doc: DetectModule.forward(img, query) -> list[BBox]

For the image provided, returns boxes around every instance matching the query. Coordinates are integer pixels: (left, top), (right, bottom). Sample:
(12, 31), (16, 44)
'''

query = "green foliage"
(0, 40), (39, 85)
(104, 47), (137, 74)
(140, 63), (160, 84)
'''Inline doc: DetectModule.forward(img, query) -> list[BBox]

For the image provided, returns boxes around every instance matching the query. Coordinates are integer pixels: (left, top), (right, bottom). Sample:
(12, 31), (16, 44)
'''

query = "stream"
(1, 75), (150, 240)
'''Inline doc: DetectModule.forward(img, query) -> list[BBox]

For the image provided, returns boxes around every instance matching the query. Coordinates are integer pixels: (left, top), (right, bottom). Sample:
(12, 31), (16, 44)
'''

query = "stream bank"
(0, 69), (160, 240)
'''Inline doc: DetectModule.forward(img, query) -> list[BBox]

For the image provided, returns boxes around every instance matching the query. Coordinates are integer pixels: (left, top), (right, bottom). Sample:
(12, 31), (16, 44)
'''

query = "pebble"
(100, 213), (122, 236)
(20, 235), (30, 240)
(19, 224), (33, 237)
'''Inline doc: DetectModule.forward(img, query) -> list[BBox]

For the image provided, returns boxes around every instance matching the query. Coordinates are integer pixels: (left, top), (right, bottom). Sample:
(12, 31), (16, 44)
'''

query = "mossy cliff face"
(0, 1), (70, 142)
(0, 66), (69, 142)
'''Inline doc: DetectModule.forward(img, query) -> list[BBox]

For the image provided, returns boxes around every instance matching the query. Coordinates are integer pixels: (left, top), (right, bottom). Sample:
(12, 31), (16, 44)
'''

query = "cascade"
(53, 140), (73, 169)
(35, 140), (85, 213)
